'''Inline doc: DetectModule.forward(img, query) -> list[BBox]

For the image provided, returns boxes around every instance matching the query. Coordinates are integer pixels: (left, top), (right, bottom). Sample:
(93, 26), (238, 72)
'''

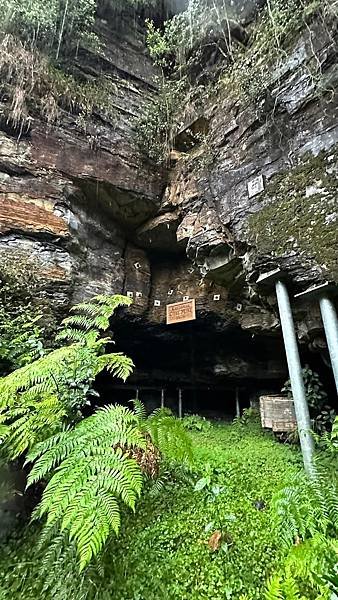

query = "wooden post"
(161, 388), (164, 409)
(178, 388), (183, 418)
(136, 388), (139, 400)
(235, 387), (240, 418)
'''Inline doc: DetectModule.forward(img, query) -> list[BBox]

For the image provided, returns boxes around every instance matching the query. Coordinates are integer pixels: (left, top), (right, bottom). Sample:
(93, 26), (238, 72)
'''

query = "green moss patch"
(247, 150), (338, 280)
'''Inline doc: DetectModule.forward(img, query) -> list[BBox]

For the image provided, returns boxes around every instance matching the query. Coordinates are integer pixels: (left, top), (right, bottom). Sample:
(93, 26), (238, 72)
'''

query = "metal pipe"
(319, 294), (338, 394)
(161, 389), (165, 409)
(275, 279), (314, 473)
(178, 388), (183, 419)
(235, 387), (240, 418)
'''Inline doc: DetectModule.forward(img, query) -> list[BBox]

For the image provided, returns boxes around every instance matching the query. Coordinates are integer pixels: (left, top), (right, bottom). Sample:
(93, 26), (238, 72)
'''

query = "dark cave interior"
(95, 315), (338, 420)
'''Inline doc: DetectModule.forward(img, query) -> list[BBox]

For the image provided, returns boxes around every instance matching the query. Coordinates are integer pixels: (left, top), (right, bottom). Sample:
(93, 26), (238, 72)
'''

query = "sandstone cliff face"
(0, 6), (337, 392)
(138, 10), (338, 371)
(0, 9), (164, 320)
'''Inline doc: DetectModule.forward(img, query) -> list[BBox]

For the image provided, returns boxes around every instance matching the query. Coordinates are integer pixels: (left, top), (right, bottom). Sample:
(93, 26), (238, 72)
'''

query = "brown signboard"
(166, 299), (196, 325)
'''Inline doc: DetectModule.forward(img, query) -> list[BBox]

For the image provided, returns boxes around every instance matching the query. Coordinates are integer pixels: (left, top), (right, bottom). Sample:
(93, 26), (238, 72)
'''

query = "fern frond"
(282, 569), (301, 600)
(0, 421), (9, 443)
(27, 404), (144, 570)
(2, 394), (66, 459)
(265, 575), (283, 600)
(61, 315), (96, 331)
(96, 353), (134, 381)
(270, 468), (335, 549)
(144, 411), (193, 465)
(58, 295), (132, 343)
(26, 405), (145, 484)
(131, 398), (147, 421)
(55, 328), (100, 344)
(0, 345), (77, 409)
(285, 534), (336, 588)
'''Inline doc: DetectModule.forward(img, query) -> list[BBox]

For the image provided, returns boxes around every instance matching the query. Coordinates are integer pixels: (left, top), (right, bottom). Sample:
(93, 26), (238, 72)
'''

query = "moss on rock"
(247, 149), (338, 281)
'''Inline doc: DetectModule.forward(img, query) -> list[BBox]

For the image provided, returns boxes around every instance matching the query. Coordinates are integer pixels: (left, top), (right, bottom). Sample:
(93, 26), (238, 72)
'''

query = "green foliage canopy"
(0, 294), (134, 458)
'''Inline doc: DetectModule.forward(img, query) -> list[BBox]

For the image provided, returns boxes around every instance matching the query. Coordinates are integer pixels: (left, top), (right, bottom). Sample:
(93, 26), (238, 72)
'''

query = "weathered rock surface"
(0, 7), (337, 392)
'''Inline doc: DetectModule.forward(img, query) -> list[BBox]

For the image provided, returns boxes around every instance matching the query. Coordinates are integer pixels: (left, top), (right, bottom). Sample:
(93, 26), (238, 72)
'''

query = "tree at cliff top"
(0, 0), (156, 58)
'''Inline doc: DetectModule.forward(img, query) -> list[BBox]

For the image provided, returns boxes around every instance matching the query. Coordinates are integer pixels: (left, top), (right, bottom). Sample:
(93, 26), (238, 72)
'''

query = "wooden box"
(259, 395), (297, 432)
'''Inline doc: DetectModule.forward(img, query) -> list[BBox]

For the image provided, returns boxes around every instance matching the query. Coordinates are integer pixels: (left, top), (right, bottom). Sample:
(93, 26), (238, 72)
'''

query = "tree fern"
(1, 296), (193, 570)
(0, 295), (133, 458)
(26, 405), (146, 571)
(25, 402), (193, 570)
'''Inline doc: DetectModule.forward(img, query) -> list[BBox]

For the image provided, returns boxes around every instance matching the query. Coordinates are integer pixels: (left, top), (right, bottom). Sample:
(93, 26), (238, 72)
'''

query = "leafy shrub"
(282, 366), (328, 411)
(234, 406), (261, 426)
(182, 413), (211, 432)
(282, 366), (336, 434)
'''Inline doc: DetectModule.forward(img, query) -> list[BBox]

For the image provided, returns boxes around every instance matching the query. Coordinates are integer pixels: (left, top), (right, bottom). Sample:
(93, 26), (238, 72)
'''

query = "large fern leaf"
(26, 405), (145, 570)
(2, 394), (66, 459)
(96, 352), (134, 381)
(264, 575), (283, 600)
(133, 402), (193, 465)
(0, 345), (76, 409)
(57, 294), (132, 343)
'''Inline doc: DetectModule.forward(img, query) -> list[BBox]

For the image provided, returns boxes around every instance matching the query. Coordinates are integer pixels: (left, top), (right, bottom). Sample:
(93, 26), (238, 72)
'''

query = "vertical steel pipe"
(275, 279), (314, 473)
(319, 294), (338, 394)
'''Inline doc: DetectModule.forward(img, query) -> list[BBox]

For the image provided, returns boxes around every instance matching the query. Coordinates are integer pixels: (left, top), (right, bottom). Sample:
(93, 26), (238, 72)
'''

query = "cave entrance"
(94, 312), (288, 421)
(97, 380), (261, 421)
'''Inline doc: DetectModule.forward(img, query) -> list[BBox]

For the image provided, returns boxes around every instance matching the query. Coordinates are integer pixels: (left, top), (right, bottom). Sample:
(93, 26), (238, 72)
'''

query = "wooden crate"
(259, 395), (297, 432)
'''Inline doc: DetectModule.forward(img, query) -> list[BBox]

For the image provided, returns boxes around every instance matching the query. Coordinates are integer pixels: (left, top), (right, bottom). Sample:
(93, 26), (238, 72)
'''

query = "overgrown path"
(108, 421), (302, 600)
(0, 420), (303, 600)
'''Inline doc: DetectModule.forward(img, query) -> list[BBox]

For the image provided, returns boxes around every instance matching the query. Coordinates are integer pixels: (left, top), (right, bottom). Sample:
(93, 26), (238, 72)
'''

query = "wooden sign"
(166, 299), (196, 325)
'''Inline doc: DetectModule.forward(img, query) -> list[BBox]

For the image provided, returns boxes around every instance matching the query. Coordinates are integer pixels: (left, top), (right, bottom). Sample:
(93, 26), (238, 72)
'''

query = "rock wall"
(137, 9), (338, 375)
(0, 6), (337, 392)
(0, 9), (164, 320)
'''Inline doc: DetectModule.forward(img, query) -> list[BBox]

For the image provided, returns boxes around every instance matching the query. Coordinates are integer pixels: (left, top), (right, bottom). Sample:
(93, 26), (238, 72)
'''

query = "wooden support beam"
(178, 388), (183, 419)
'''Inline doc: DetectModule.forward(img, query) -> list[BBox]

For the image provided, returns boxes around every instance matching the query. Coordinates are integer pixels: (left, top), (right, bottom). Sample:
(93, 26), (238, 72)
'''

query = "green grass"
(0, 420), (303, 600)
